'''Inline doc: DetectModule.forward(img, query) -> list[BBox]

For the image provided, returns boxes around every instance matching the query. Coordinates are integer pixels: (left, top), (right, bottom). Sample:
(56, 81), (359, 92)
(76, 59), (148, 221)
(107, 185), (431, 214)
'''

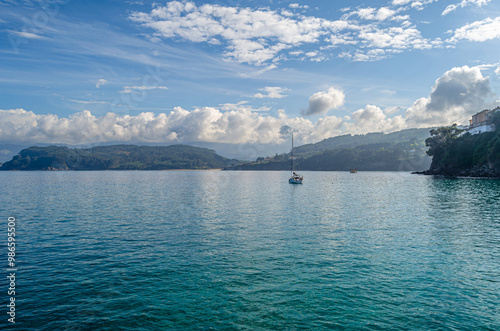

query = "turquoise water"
(1, 171), (500, 330)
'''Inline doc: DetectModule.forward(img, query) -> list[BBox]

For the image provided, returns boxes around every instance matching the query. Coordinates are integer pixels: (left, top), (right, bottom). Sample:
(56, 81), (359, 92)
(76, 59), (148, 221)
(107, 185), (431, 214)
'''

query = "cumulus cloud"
(309, 116), (344, 141)
(345, 105), (406, 134)
(405, 65), (493, 127)
(130, 1), (325, 65)
(352, 7), (396, 21)
(447, 17), (500, 43)
(0, 107), (347, 146)
(304, 87), (345, 116)
(96, 79), (108, 88)
(357, 25), (435, 50)
(254, 87), (287, 99)
(119, 85), (168, 94)
(442, 0), (490, 16)
(392, 0), (413, 5)
(391, 0), (437, 10)
(130, 1), (441, 65)
(289, 3), (309, 9)
(3, 66), (495, 150)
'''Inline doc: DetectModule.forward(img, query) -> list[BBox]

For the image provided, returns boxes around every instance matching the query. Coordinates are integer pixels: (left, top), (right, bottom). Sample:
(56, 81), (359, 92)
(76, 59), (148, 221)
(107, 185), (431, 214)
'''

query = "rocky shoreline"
(413, 165), (500, 178)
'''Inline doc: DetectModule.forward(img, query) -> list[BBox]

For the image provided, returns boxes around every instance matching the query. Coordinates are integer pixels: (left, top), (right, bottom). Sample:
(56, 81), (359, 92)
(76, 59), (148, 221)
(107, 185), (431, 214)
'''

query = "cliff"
(418, 111), (500, 177)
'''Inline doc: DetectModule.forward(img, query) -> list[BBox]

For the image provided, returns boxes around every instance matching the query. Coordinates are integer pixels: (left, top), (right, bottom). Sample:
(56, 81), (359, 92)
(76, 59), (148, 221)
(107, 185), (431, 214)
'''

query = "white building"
(467, 108), (499, 135)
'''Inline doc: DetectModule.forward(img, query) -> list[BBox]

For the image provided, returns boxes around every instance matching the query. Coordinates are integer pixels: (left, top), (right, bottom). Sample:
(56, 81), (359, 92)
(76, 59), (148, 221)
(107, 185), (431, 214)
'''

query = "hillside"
(420, 112), (500, 177)
(293, 128), (432, 157)
(0, 145), (235, 170)
(226, 128), (433, 171)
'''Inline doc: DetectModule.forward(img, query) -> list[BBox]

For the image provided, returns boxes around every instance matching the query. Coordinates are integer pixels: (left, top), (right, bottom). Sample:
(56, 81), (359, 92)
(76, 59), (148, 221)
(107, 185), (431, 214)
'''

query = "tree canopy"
(0, 145), (235, 170)
(425, 124), (464, 157)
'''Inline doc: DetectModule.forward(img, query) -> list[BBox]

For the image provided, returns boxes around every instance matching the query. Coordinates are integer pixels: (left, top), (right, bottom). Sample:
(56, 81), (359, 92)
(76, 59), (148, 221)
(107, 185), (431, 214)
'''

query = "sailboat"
(288, 132), (303, 184)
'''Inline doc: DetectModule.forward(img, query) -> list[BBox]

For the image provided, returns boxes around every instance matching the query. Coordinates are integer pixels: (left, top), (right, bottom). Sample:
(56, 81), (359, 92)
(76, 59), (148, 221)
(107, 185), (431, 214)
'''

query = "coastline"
(412, 165), (500, 179)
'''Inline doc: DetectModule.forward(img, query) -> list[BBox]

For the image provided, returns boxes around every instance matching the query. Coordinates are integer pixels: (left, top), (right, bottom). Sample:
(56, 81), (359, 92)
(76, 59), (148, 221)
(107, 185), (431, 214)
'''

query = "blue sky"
(1, 0), (499, 156)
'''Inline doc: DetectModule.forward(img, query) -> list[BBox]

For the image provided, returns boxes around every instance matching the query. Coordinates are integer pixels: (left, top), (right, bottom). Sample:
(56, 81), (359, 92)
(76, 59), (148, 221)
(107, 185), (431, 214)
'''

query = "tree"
(491, 108), (500, 129)
(425, 124), (464, 157)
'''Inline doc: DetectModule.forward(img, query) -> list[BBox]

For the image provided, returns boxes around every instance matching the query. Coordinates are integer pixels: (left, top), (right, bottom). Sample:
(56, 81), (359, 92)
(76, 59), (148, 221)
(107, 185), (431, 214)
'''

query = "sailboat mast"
(290, 132), (294, 174)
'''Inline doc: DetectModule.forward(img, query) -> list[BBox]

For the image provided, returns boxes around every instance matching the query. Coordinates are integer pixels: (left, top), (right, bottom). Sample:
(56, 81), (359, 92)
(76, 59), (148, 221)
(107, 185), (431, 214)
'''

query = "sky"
(1, 0), (499, 158)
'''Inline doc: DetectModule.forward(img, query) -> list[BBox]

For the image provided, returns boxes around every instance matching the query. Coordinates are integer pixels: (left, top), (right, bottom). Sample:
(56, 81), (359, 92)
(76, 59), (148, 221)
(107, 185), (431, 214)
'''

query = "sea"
(1, 171), (500, 330)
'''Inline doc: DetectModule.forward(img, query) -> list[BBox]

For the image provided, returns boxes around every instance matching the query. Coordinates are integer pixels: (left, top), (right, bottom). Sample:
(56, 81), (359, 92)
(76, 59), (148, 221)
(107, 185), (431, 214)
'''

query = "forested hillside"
(226, 128), (432, 171)
(293, 128), (432, 156)
(421, 111), (500, 177)
(0, 145), (234, 170)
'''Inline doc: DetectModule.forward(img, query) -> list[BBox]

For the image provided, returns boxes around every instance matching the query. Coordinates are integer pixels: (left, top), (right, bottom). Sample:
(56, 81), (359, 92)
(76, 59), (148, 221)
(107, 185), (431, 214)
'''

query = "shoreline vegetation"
(0, 145), (237, 171)
(0, 128), (434, 172)
(224, 128), (433, 172)
(414, 110), (500, 178)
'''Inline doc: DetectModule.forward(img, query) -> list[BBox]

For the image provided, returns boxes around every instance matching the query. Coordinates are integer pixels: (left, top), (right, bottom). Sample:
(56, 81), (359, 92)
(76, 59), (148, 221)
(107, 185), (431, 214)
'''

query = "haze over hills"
(226, 128), (434, 171)
(1, 128), (435, 171)
(293, 128), (433, 156)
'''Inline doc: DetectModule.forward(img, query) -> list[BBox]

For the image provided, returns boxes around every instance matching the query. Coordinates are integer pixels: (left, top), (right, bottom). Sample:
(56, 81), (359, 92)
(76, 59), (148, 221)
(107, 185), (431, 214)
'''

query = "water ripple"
(1, 171), (500, 329)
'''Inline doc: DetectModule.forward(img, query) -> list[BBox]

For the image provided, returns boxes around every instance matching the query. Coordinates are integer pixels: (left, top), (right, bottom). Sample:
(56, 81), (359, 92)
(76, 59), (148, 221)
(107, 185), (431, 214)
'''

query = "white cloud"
(219, 101), (270, 112)
(345, 105), (406, 134)
(96, 79), (108, 88)
(254, 87), (287, 99)
(353, 7), (396, 21)
(495, 67), (500, 75)
(309, 116), (344, 141)
(341, 49), (389, 62)
(130, 2), (325, 65)
(10, 31), (45, 39)
(392, 0), (413, 5)
(391, 0), (437, 10)
(384, 106), (401, 114)
(2, 66), (494, 148)
(304, 87), (345, 116)
(68, 99), (111, 105)
(442, 0), (490, 16)
(119, 85), (168, 94)
(447, 17), (500, 43)
(357, 25), (434, 50)
(405, 65), (493, 127)
(289, 3), (309, 9)
(0, 107), (349, 146)
(130, 1), (442, 65)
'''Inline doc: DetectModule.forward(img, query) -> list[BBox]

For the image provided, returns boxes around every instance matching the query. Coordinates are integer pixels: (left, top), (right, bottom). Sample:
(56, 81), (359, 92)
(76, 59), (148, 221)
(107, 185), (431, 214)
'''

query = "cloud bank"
(130, 1), (441, 65)
(1, 66), (495, 148)
(0, 108), (341, 146)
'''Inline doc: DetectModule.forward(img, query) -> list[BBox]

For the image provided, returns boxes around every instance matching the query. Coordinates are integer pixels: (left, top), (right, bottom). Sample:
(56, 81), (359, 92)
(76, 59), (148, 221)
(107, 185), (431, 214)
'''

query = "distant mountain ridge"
(0, 145), (236, 170)
(293, 128), (433, 156)
(226, 128), (434, 171)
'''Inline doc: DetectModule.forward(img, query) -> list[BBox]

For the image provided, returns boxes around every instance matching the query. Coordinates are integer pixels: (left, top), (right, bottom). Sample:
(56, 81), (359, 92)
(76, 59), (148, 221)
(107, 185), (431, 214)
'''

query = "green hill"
(421, 110), (500, 177)
(293, 128), (432, 156)
(226, 128), (433, 171)
(0, 145), (235, 170)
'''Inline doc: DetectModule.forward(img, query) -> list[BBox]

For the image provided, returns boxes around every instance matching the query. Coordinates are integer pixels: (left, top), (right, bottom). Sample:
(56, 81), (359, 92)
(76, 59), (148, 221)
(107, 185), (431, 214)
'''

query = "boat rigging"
(289, 132), (303, 184)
